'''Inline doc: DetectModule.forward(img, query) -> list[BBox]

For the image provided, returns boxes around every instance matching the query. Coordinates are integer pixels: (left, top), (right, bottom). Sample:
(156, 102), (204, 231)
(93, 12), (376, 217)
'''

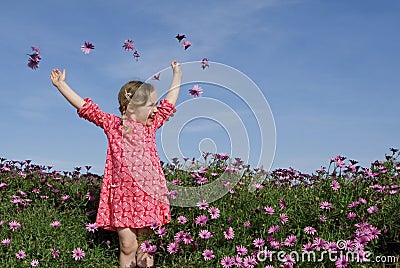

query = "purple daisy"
(9, 221), (21, 231)
(304, 226), (317, 235)
(224, 227), (235, 240)
(16, 250), (26, 259)
(72, 247), (85, 260)
(264, 206), (275, 215)
(177, 216), (187, 224)
(199, 230), (212, 239)
(319, 201), (334, 210)
(123, 39), (134, 51)
(208, 207), (220, 219)
(267, 225), (280, 234)
(236, 245), (248, 256)
(167, 242), (179, 254)
(202, 249), (215, 260)
(221, 256), (234, 268)
(197, 200), (209, 210)
(194, 215), (208, 226)
(189, 84), (203, 97)
(81, 42), (95, 54)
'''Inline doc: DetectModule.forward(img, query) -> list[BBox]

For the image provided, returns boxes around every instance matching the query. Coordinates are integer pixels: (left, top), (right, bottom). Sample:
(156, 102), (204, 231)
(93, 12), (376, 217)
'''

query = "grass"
(0, 149), (399, 267)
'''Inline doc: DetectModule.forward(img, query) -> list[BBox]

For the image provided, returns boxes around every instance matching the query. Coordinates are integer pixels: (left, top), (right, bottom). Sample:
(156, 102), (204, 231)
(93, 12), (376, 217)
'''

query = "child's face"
(126, 90), (158, 126)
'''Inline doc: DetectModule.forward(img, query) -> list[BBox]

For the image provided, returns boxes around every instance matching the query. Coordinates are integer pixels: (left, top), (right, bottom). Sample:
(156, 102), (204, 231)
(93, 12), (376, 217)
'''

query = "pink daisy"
(122, 39), (134, 51)
(194, 215), (208, 226)
(279, 198), (287, 210)
(189, 84), (203, 97)
(16, 250), (26, 259)
(1, 238), (11, 245)
(72, 247), (85, 260)
(51, 248), (60, 258)
(50, 221), (61, 227)
(367, 206), (378, 214)
(157, 227), (167, 237)
(243, 256), (258, 267)
(182, 40), (192, 50)
(346, 212), (357, 219)
(202, 249), (215, 260)
(9, 221), (21, 231)
(208, 207), (220, 219)
(31, 259), (39, 267)
(335, 255), (349, 268)
(331, 180), (340, 191)
(304, 226), (317, 235)
(199, 230), (212, 239)
(182, 232), (193, 245)
(197, 200), (209, 210)
(253, 238), (265, 248)
(264, 206), (275, 215)
(81, 42), (95, 54)
(236, 245), (248, 256)
(221, 256), (234, 268)
(86, 222), (98, 233)
(177, 216), (187, 224)
(267, 225), (280, 234)
(280, 213), (288, 224)
(284, 235), (297, 247)
(224, 227), (235, 240)
(319, 201), (334, 210)
(167, 242), (179, 254)
(243, 221), (251, 228)
(348, 201), (360, 209)
(60, 195), (70, 201)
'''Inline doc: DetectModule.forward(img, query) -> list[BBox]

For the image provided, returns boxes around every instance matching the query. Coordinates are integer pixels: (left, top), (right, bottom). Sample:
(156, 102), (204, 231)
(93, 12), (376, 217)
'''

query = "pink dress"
(78, 97), (175, 231)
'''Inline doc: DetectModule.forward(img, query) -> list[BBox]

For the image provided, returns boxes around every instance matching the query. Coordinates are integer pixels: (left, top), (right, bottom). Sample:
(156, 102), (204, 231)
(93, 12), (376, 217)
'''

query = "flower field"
(0, 149), (399, 267)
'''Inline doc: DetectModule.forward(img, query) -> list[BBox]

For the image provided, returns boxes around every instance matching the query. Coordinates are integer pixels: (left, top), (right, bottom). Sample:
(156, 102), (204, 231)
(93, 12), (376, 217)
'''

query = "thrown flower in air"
(27, 46), (42, 70)
(81, 41), (95, 54)
(189, 84), (203, 97)
(182, 40), (192, 50)
(201, 58), (209, 69)
(175, 34), (186, 42)
(133, 50), (140, 61)
(152, 72), (160, 80)
(122, 39), (134, 51)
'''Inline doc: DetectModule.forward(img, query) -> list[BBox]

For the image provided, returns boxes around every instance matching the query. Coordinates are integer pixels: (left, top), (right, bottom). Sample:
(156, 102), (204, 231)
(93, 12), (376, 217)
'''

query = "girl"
(50, 60), (182, 268)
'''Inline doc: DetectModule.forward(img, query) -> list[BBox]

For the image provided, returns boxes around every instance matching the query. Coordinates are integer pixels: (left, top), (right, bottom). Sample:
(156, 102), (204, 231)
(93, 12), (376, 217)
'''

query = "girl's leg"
(117, 227), (138, 268)
(136, 227), (154, 268)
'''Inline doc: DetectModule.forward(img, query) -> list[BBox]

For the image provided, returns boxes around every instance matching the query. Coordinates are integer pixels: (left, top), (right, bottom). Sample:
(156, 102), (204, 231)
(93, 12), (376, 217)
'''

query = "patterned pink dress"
(78, 97), (175, 231)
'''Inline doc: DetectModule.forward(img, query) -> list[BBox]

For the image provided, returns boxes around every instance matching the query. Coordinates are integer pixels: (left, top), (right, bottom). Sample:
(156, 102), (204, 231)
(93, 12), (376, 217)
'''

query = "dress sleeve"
(153, 99), (176, 129)
(77, 98), (115, 130)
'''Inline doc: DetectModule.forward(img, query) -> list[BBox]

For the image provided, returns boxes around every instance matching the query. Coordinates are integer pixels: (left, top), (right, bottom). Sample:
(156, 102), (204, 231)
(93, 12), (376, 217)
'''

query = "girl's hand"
(171, 60), (182, 76)
(50, 69), (66, 88)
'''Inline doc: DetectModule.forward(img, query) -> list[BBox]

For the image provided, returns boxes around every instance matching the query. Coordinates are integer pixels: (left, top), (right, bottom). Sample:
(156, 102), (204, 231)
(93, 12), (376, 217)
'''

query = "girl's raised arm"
(50, 69), (85, 110)
(165, 60), (182, 106)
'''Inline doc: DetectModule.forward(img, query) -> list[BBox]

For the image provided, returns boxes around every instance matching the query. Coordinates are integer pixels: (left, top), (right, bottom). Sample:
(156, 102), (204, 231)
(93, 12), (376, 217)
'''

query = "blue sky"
(1, 0), (399, 175)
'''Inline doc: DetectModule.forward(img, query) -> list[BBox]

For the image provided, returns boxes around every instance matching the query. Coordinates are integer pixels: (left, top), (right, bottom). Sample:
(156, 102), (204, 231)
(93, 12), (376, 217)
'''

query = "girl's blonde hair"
(118, 81), (155, 116)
